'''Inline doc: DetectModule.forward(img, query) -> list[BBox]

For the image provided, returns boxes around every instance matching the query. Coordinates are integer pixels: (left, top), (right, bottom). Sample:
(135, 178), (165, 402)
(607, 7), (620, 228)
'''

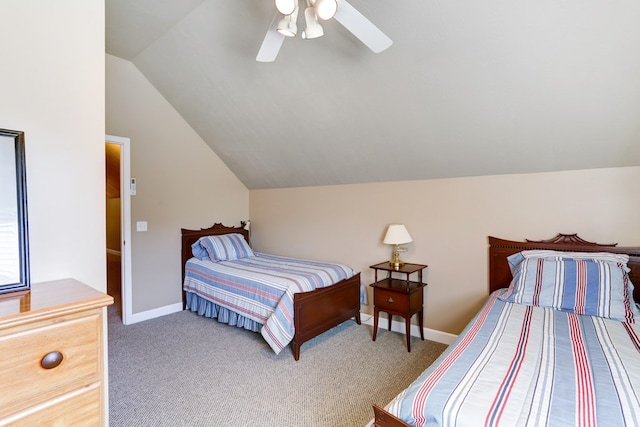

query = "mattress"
(383, 291), (640, 427)
(183, 252), (358, 354)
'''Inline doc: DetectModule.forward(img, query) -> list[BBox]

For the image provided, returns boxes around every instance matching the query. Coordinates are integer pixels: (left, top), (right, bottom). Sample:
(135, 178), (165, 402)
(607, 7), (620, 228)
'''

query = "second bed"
(181, 223), (363, 360)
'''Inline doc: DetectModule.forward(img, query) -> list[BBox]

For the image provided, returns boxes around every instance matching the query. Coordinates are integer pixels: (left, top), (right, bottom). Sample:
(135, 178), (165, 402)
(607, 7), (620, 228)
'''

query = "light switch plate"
(136, 221), (147, 232)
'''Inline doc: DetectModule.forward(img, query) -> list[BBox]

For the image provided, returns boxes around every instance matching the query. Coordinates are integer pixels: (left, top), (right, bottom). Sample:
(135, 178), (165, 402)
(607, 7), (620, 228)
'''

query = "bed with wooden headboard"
(488, 233), (640, 302)
(181, 222), (362, 361)
(371, 233), (640, 427)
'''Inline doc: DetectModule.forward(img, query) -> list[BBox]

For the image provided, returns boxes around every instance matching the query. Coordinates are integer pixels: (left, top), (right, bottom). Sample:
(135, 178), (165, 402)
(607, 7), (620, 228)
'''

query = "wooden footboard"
(372, 405), (411, 427)
(291, 272), (362, 360)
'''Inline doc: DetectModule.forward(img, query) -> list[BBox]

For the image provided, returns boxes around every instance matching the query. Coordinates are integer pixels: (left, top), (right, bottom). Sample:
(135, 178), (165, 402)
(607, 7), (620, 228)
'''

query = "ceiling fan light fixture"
(277, 17), (297, 37)
(302, 7), (324, 39)
(276, 4), (299, 37)
(314, 0), (338, 20)
(258, 0), (392, 62)
(275, 0), (297, 15)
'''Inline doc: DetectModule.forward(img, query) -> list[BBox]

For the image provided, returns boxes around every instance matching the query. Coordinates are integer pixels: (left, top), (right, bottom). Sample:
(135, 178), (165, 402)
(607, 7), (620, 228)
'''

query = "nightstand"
(370, 262), (428, 352)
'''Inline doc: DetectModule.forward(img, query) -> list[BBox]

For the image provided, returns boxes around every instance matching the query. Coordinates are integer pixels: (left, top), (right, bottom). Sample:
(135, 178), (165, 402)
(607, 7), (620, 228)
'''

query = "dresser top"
(0, 278), (113, 326)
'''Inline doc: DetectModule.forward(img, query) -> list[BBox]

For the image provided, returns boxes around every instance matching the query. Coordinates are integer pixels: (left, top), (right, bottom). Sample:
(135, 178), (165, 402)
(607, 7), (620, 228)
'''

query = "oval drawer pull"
(41, 351), (64, 369)
(387, 297), (394, 303)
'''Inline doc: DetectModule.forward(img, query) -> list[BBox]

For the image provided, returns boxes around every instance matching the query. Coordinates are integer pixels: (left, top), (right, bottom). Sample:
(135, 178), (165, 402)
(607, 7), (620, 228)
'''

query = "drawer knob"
(41, 351), (64, 369)
(387, 297), (394, 303)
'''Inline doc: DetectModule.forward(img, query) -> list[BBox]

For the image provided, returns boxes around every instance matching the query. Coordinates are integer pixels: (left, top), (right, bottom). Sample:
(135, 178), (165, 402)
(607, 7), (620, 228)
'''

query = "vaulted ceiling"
(106, 0), (640, 190)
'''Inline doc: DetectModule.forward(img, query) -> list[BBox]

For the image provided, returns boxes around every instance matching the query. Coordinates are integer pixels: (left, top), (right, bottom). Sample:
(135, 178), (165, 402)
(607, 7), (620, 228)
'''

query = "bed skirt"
(185, 291), (262, 333)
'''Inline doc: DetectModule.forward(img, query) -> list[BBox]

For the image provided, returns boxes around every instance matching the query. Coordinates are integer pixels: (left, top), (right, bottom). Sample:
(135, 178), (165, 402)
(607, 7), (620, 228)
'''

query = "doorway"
(105, 135), (132, 324)
(105, 143), (121, 309)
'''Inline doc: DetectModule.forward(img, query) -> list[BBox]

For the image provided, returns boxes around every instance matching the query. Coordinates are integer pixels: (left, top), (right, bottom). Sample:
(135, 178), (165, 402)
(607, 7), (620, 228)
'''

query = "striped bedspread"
(183, 252), (356, 354)
(384, 291), (640, 427)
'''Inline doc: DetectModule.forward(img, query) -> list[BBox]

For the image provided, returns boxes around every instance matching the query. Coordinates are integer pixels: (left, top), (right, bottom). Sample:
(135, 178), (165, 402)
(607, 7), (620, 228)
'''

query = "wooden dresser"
(0, 279), (113, 426)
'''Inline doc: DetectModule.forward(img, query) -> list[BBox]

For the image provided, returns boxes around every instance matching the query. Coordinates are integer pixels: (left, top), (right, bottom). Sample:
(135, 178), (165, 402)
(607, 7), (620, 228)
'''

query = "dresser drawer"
(374, 287), (409, 312)
(0, 313), (101, 418)
(0, 381), (102, 427)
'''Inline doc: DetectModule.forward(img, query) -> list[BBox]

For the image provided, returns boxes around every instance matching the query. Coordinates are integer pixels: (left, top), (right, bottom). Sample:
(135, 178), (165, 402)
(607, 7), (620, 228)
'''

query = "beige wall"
(250, 166), (640, 334)
(0, 1), (106, 291)
(105, 54), (249, 313)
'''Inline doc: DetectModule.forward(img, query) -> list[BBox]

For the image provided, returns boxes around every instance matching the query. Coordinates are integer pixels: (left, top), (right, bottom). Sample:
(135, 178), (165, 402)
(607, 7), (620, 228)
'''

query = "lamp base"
(389, 249), (405, 269)
(389, 260), (404, 270)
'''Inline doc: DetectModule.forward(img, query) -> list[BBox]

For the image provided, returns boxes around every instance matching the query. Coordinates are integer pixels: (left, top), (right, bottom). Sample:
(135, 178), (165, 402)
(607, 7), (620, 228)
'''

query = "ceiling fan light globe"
(314, 0), (338, 20)
(275, 0), (296, 15)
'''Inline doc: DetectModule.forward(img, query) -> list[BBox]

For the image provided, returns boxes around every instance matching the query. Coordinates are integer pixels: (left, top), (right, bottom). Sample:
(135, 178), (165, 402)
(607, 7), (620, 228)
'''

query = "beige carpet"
(108, 307), (447, 427)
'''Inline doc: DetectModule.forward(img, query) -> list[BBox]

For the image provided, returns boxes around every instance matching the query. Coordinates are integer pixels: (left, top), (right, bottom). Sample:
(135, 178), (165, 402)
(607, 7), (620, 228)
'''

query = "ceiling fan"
(256, 0), (392, 62)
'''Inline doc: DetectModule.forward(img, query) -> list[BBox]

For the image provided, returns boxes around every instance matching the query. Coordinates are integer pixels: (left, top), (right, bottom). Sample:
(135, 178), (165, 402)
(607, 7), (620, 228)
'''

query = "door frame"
(105, 134), (133, 325)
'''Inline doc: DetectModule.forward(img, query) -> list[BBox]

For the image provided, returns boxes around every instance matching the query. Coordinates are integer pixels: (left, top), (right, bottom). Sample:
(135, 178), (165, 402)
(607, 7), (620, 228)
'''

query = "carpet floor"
(108, 307), (447, 426)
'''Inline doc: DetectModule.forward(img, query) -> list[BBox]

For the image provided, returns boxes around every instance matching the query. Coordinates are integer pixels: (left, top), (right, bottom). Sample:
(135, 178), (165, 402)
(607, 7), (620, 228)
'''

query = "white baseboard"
(122, 305), (457, 345)
(361, 314), (458, 345)
(124, 302), (183, 325)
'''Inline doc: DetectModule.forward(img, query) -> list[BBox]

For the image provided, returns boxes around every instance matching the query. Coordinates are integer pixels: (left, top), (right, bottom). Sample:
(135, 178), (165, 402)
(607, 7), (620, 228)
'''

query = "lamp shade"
(383, 224), (412, 245)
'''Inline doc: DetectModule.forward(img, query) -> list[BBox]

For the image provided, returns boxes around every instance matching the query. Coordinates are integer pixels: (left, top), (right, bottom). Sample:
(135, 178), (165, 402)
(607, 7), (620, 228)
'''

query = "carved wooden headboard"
(180, 222), (249, 308)
(488, 233), (640, 304)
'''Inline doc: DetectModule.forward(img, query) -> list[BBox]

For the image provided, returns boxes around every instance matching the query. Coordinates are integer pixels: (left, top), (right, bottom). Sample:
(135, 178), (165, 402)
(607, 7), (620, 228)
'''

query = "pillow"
(191, 240), (209, 260)
(500, 253), (639, 322)
(507, 250), (630, 275)
(197, 233), (254, 262)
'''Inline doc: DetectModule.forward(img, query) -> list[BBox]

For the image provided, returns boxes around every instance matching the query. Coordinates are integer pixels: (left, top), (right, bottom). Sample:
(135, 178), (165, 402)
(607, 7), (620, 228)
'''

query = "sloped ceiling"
(106, 0), (640, 190)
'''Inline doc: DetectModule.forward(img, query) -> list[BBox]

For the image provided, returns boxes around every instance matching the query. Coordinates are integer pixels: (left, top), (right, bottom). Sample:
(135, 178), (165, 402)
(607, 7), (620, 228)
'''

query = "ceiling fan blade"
(256, 12), (286, 62)
(333, 0), (392, 54)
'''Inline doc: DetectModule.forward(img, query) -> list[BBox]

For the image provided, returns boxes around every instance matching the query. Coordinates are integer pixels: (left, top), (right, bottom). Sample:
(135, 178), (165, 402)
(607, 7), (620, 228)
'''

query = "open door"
(105, 142), (121, 309)
(105, 135), (132, 324)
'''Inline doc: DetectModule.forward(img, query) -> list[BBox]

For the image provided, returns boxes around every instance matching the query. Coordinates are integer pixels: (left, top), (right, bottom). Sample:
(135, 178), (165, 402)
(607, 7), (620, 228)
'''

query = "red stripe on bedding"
(484, 305), (533, 427)
(213, 261), (313, 294)
(262, 324), (285, 351)
(568, 314), (596, 427)
(622, 322), (640, 353)
(411, 293), (500, 427)
(190, 290), (269, 322)
(621, 269), (636, 323)
(186, 267), (282, 303)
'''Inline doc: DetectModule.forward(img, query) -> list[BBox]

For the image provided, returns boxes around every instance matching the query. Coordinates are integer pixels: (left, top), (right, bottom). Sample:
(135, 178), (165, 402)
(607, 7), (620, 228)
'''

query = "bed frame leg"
(292, 342), (301, 361)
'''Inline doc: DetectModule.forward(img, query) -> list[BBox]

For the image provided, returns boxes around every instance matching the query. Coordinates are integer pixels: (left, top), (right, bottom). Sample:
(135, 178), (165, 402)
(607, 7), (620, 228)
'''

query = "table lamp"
(383, 224), (412, 269)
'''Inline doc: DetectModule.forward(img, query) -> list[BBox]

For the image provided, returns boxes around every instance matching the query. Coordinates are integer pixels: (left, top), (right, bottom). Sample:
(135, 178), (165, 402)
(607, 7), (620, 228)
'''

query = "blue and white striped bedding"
(183, 252), (358, 354)
(382, 291), (640, 427)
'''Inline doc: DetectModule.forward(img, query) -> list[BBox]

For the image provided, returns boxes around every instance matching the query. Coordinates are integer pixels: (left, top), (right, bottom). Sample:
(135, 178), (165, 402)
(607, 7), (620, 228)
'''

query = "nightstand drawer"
(374, 287), (409, 312)
(0, 312), (101, 418)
